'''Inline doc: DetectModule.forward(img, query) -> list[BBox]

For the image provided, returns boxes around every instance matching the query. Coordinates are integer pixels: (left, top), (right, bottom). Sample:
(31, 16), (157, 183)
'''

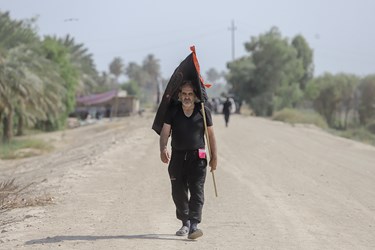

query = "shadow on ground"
(25, 234), (193, 245)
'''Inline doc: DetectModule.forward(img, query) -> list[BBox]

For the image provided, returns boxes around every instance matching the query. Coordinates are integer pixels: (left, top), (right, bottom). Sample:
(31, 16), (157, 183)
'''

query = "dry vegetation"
(0, 139), (53, 160)
(272, 108), (328, 129)
(0, 179), (54, 225)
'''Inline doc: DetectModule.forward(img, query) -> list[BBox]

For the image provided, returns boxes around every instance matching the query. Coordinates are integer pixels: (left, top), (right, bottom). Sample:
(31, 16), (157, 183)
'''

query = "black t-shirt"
(223, 100), (232, 114)
(164, 103), (213, 151)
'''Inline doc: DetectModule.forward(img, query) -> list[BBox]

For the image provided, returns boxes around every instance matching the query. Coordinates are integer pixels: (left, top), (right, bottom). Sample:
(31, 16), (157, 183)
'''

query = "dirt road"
(1, 112), (375, 249)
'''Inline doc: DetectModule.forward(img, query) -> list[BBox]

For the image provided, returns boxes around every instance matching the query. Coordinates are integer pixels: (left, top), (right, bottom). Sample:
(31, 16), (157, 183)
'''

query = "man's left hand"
(209, 157), (217, 172)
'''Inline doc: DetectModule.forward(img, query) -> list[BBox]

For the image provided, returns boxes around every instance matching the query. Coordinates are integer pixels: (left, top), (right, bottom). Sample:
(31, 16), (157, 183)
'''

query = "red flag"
(152, 46), (210, 135)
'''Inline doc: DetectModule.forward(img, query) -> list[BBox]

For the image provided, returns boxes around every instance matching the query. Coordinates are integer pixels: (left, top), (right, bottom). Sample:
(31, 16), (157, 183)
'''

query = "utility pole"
(228, 19), (237, 61)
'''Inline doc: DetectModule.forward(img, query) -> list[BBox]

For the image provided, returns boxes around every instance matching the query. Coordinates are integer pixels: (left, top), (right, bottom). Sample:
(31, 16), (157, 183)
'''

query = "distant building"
(73, 90), (139, 120)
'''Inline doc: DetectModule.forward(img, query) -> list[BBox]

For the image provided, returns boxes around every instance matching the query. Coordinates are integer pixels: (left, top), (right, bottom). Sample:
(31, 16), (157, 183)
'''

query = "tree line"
(227, 27), (375, 133)
(0, 12), (163, 143)
(2, 12), (374, 144)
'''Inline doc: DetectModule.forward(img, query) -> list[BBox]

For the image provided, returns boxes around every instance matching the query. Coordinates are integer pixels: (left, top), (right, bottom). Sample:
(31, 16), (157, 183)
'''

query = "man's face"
(179, 85), (196, 108)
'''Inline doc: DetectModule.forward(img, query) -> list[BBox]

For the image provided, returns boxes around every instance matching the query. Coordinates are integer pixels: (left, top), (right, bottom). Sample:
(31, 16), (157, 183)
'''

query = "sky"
(1, 0), (375, 80)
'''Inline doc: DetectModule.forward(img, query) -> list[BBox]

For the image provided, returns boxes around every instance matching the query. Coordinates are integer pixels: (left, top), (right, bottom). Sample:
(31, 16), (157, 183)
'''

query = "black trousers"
(168, 150), (207, 223)
(224, 112), (230, 124)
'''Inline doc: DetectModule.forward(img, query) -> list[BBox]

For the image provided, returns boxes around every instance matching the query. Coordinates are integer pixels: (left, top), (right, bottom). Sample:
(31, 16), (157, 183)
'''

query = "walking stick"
(201, 102), (218, 197)
(190, 45), (218, 197)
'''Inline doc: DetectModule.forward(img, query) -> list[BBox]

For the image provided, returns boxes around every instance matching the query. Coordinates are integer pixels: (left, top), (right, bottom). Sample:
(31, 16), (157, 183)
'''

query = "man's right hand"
(160, 148), (170, 164)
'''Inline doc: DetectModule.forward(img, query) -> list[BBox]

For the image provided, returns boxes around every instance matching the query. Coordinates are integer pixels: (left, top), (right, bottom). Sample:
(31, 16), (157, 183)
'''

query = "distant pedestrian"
(222, 97), (232, 127)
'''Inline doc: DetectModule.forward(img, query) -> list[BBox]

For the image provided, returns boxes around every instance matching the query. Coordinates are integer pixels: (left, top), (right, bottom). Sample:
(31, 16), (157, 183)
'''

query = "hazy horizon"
(1, 0), (374, 80)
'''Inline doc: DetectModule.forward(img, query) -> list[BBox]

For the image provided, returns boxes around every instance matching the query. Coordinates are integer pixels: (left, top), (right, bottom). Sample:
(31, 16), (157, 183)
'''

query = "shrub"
(338, 127), (375, 146)
(272, 108), (328, 129)
(366, 120), (375, 134)
(0, 139), (52, 159)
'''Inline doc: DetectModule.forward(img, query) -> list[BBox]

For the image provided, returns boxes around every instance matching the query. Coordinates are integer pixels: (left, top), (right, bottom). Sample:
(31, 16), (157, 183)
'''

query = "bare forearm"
(160, 134), (169, 152)
(208, 133), (217, 159)
(160, 123), (171, 152)
(207, 126), (218, 171)
(159, 124), (171, 164)
(207, 127), (217, 159)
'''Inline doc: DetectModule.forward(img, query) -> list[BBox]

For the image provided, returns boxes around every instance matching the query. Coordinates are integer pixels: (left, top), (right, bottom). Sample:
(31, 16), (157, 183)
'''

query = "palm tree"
(95, 71), (117, 92)
(57, 35), (99, 94)
(0, 46), (34, 142)
(20, 45), (67, 134)
(0, 44), (67, 141)
(0, 11), (40, 141)
(109, 57), (124, 83)
(142, 54), (161, 103)
(42, 36), (81, 129)
(125, 62), (144, 85)
(0, 11), (38, 50)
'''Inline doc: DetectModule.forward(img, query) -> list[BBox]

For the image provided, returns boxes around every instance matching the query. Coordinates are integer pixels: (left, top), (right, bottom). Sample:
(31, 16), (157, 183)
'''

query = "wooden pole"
(201, 102), (218, 197)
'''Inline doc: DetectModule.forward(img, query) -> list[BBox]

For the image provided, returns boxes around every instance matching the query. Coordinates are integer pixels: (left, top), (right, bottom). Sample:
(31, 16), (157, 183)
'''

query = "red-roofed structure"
(76, 90), (118, 106)
(73, 90), (139, 119)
